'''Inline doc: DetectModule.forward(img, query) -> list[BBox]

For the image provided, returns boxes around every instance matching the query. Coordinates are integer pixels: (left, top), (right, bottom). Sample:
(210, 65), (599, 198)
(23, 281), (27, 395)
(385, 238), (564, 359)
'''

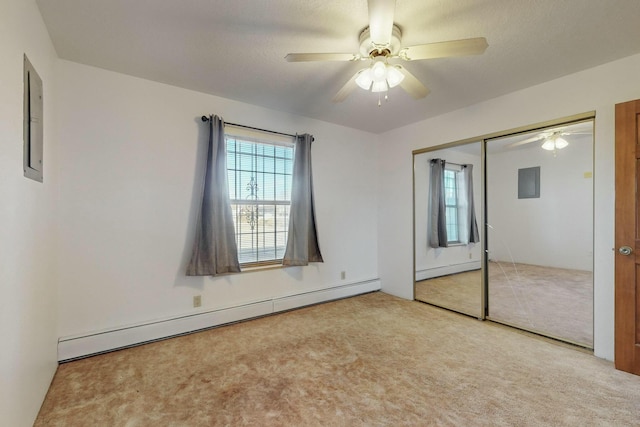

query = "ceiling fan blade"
(368, 0), (396, 46)
(395, 65), (429, 99)
(285, 53), (360, 62)
(400, 37), (488, 61)
(506, 135), (544, 148)
(332, 71), (361, 103)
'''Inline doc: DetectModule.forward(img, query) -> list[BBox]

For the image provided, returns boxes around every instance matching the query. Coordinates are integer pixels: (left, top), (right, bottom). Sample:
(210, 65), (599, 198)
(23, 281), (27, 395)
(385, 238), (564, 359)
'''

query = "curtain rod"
(201, 115), (297, 138)
(429, 158), (468, 168)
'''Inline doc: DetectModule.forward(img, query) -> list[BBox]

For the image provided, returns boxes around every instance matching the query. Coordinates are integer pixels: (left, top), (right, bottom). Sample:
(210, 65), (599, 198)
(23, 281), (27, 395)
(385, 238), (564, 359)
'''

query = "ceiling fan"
(506, 123), (593, 151)
(285, 0), (488, 104)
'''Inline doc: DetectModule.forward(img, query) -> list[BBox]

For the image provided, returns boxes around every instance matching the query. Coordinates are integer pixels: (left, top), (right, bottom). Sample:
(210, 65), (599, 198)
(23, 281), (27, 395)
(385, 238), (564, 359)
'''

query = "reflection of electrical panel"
(518, 166), (540, 199)
(23, 54), (43, 182)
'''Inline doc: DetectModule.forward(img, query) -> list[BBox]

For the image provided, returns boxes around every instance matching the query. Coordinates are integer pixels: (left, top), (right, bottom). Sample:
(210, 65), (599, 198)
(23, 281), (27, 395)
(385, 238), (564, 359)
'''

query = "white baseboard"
(416, 261), (481, 281)
(57, 279), (381, 362)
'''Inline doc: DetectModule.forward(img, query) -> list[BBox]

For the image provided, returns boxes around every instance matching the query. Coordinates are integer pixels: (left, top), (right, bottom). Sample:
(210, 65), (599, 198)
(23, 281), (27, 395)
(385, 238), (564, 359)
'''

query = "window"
(443, 168), (461, 243)
(226, 130), (294, 266)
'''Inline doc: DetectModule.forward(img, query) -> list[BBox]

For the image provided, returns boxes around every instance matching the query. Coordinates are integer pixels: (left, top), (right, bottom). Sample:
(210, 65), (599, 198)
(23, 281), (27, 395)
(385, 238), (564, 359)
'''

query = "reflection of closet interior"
(413, 115), (594, 348)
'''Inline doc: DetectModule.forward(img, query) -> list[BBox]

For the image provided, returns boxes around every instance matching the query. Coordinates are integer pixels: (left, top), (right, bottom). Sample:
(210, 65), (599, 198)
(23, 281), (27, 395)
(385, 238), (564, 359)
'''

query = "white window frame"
(444, 166), (464, 245)
(225, 126), (295, 267)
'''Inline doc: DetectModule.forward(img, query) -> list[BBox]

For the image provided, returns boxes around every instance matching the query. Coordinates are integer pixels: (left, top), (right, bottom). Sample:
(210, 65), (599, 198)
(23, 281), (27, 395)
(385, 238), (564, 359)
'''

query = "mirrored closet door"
(414, 142), (483, 318)
(485, 120), (594, 347)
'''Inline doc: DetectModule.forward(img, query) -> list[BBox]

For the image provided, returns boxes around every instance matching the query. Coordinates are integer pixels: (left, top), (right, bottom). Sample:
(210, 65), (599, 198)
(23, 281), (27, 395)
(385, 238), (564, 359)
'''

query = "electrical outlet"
(341, 271), (346, 280)
(193, 295), (201, 308)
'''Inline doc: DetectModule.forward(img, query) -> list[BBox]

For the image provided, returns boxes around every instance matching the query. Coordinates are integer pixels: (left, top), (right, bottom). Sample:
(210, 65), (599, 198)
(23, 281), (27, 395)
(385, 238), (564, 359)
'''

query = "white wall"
(378, 53), (640, 361)
(414, 147), (482, 278)
(487, 135), (593, 270)
(0, 1), (59, 426)
(55, 60), (379, 340)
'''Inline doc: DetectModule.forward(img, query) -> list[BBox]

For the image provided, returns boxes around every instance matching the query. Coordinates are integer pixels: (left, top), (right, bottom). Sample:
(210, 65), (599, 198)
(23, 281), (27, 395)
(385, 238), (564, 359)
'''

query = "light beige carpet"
(415, 270), (483, 317)
(416, 262), (593, 347)
(36, 292), (639, 426)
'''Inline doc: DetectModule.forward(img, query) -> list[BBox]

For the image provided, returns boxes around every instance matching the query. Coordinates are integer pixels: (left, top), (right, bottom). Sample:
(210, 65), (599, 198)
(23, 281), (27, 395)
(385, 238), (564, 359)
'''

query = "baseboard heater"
(57, 279), (381, 362)
(416, 261), (481, 281)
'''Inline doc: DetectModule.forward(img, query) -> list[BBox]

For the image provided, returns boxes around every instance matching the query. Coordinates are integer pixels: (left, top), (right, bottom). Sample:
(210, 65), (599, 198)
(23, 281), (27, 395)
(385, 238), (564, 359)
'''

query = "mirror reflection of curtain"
(429, 159), (479, 248)
(428, 158), (448, 248)
(463, 165), (480, 244)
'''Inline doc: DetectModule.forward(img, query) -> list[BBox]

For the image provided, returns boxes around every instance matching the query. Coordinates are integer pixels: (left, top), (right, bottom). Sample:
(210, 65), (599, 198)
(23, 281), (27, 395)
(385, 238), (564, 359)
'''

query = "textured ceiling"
(37, 0), (640, 133)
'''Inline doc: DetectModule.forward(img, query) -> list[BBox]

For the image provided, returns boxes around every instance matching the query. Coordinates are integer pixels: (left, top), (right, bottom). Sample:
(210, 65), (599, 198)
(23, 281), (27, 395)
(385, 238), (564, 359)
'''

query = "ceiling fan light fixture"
(356, 60), (404, 94)
(554, 137), (569, 149)
(371, 61), (387, 79)
(542, 134), (569, 151)
(355, 69), (373, 90)
(541, 139), (556, 151)
(385, 65), (404, 88)
(371, 80), (389, 93)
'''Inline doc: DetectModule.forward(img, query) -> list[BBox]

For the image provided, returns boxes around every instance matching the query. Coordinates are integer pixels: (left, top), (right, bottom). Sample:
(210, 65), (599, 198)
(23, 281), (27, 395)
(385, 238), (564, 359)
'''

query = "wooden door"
(615, 99), (640, 375)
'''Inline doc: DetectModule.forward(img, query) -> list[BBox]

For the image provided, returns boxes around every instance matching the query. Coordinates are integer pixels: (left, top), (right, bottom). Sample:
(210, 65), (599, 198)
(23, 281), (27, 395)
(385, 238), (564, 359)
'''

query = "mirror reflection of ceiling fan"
(506, 122), (593, 152)
(284, 0), (488, 104)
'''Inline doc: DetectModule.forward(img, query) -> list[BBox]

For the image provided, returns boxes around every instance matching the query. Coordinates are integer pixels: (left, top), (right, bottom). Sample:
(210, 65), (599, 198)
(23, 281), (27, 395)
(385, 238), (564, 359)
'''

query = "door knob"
(619, 246), (633, 256)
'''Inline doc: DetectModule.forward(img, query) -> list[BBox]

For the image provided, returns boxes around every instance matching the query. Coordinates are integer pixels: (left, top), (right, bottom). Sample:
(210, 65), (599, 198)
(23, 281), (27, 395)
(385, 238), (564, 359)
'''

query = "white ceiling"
(36, 0), (640, 134)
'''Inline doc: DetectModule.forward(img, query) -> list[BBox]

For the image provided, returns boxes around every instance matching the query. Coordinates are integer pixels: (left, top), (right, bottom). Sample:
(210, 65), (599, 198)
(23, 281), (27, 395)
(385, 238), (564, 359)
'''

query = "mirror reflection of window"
(414, 142), (483, 318)
(444, 167), (460, 243)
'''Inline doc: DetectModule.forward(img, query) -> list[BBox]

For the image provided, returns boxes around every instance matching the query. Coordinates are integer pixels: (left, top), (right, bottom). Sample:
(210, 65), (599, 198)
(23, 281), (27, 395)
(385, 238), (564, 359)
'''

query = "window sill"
(240, 263), (285, 274)
(447, 242), (467, 247)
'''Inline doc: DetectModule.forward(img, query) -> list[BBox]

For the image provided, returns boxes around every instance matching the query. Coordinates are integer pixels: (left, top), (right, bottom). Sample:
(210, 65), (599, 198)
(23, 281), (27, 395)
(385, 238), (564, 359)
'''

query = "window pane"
(284, 174), (292, 197)
(235, 153), (250, 172)
(261, 143), (275, 158)
(226, 151), (236, 170)
(444, 169), (460, 243)
(275, 174), (289, 201)
(251, 174), (264, 200)
(238, 141), (253, 155)
(261, 172), (276, 200)
(226, 135), (293, 264)
(239, 171), (254, 198)
(446, 206), (459, 242)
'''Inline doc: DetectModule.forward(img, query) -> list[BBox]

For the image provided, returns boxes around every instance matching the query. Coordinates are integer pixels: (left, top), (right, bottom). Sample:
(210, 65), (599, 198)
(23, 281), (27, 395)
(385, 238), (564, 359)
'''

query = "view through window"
(444, 168), (461, 243)
(226, 133), (294, 265)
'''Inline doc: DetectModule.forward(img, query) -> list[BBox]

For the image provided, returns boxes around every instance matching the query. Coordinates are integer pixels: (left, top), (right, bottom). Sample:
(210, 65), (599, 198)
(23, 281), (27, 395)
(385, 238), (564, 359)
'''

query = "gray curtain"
(186, 115), (241, 276)
(428, 158), (448, 248)
(463, 164), (480, 243)
(283, 134), (324, 266)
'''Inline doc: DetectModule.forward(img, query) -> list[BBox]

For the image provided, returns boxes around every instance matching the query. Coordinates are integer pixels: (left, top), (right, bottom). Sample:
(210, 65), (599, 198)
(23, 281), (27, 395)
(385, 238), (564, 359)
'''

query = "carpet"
(35, 292), (637, 426)
(415, 262), (593, 347)
(415, 270), (483, 318)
